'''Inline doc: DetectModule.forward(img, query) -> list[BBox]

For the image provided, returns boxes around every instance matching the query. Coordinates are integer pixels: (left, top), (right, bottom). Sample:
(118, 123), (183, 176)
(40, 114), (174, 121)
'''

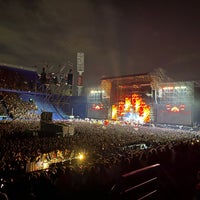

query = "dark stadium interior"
(1, 64), (200, 200)
(1, 1), (200, 199)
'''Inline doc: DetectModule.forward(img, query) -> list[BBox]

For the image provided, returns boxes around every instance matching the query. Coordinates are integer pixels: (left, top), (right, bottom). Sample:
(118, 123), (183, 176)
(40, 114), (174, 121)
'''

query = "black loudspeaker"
(67, 73), (73, 85)
(41, 112), (52, 122)
(40, 122), (61, 136)
(39, 122), (75, 137)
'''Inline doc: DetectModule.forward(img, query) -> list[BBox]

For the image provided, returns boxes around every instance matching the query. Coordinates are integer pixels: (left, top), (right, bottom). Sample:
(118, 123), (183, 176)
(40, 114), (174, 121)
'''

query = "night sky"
(0, 0), (200, 87)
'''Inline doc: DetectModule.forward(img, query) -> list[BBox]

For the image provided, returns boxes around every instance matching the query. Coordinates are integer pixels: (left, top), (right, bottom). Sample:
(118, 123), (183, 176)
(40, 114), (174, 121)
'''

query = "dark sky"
(0, 0), (200, 87)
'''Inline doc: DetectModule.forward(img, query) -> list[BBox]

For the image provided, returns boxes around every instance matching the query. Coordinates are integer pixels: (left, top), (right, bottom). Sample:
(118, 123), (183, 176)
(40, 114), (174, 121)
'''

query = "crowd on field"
(0, 119), (200, 199)
(1, 67), (200, 199)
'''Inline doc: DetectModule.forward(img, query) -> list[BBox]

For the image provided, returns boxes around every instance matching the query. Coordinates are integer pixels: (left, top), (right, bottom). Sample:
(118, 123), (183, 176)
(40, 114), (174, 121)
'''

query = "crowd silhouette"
(0, 119), (200, 199)
(1, 65), (200, 200)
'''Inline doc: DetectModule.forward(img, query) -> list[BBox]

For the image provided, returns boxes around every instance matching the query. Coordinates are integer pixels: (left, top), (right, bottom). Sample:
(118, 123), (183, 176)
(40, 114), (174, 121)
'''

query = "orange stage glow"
(111, 94), (151, 123)
(171, 106), (179, 112)
(166, 104), (185, 112)
(124, 98), (131, 111)
(92, 103), (104, 110)
(112, 105), (118, 119)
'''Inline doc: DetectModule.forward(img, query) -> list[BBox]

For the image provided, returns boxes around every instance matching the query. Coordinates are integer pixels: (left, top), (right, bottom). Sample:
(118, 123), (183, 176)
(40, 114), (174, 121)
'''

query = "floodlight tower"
(77, 52), (84, 96)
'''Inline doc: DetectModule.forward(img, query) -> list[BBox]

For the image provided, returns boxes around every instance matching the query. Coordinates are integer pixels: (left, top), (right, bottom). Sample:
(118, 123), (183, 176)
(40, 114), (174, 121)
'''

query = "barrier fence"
(111, 163), (160, 200)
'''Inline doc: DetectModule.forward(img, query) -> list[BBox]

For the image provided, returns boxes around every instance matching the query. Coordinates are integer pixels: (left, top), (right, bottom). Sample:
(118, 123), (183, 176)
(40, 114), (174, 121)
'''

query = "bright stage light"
(77, 153), (84, 161)
(43, 162), (49, 169)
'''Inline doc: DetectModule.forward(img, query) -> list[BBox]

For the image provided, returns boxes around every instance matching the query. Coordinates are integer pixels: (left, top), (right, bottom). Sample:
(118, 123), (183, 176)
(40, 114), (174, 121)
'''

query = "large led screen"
(156, 104), (192, 125)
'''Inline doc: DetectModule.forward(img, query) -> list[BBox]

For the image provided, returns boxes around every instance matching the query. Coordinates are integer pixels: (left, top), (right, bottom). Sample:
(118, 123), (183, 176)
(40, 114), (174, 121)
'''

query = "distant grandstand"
(0, 63), (87, 121)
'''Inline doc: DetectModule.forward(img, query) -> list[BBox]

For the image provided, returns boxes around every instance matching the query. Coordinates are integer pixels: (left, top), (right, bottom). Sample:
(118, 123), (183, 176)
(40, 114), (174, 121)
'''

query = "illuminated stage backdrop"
(156, 81), (195, 126)
(156, 103), (192, 125)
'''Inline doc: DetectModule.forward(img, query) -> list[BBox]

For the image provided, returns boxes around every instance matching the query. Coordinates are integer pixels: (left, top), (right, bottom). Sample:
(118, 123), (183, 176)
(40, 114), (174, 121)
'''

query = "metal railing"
(111, 163), (160, 200)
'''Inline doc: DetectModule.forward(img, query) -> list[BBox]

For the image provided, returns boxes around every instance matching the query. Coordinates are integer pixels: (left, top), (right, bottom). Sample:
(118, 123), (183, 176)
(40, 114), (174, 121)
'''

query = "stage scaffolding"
(156, 81), (194, 104)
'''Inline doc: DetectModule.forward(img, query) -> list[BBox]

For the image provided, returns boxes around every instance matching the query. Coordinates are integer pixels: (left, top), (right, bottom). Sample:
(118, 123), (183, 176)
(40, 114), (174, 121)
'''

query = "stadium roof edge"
(0, 63), (36, 72)
(100, 72), (151, 81)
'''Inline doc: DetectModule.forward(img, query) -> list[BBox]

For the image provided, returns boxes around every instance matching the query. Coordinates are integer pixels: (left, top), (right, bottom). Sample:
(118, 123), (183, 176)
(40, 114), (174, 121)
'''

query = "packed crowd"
(0, 66), (74, 95)
(0, 119), (200, 199)
(0, 91), (39, 121)
(0, 68), (35, 92)
(1, 67), (200, 199)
